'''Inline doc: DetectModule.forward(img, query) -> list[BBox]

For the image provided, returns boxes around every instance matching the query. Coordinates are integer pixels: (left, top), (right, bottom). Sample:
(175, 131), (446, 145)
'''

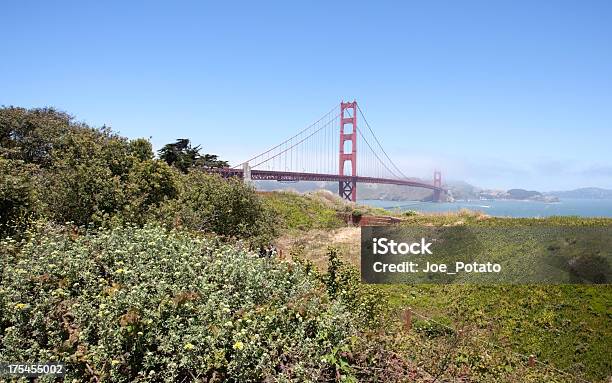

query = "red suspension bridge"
(213, 101), (447, 202)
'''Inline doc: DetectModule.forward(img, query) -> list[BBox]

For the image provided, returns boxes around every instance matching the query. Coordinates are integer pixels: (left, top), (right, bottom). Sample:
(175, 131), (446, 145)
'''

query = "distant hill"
(255, 180), (612, 202)
(506, 188), (541, 199)
(254, 180), (436, 201)
(547, 187), (612, 199)
(254, 180), (335, 194)
(255, 179), (475, 201)
(477, 188), (558, 202)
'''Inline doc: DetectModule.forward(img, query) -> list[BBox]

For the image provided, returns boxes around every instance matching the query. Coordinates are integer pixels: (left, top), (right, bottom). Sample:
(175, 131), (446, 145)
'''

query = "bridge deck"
(210, 168), (445, 192)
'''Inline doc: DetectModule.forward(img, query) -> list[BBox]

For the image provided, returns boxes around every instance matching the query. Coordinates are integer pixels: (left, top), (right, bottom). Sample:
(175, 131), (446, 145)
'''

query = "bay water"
(360, 198), (612, 218)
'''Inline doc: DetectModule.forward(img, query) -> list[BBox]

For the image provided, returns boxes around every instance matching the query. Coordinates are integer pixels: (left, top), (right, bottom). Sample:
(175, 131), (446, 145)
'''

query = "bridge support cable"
(239, 106), (341, 177)
(356, 126), (400, 180)
(357, 104), (411, 180)
(339, 102), (403, 182)
(233, 105), (340, 170)
(354, 104), (445, 201)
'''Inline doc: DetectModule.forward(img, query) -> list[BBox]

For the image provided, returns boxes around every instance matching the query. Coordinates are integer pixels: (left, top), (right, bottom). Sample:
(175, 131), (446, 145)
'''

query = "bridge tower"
(433, 170), (442, 202)
(339, 101), (357, 201)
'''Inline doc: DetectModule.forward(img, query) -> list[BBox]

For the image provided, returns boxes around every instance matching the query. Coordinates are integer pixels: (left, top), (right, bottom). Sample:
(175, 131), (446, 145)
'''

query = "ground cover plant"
(0, 224), (398, 382)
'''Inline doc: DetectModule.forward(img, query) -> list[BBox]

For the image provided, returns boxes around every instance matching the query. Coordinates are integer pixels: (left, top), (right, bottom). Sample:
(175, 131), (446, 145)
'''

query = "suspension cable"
(232, 105), (339, 168)
(356, 126), (400, 178)
(251, 112), (341, 169)
(357, 104), (410, 179)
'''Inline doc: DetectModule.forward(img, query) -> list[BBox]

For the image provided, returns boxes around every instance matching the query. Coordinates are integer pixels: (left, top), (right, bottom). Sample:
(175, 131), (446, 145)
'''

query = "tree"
(198, 153), (229, 169)
(158, 139), (228, 173)
(0, 106), (72, 166)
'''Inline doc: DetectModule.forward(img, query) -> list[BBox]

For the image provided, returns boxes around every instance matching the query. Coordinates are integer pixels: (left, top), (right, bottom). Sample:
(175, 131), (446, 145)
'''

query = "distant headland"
(477, 189), (559, 202)
(254, 180), (612, 203)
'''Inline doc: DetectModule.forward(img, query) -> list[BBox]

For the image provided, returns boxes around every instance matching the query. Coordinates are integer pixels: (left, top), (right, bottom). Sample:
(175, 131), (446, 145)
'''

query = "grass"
(261, 190), (345, 231)
(381, 284), (611, 382)
(261, 190), (392, 232)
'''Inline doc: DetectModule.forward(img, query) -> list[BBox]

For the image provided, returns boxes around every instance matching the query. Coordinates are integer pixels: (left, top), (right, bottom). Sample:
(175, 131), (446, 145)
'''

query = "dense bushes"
(0, 225), (364, 382)
(0, 107), (73, 165)
(157, 171), (276, 243)
(0, 107), (178, 227)
(0, 157), (40, 236)
(0, 106), (274, 244)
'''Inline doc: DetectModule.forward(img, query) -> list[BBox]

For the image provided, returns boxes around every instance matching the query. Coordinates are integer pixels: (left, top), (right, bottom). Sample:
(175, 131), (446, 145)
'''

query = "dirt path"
(276, 227), (361, 271)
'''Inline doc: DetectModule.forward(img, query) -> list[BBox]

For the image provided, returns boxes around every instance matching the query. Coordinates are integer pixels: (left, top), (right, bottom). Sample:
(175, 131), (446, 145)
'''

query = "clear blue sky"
(2, 1), (611, 191)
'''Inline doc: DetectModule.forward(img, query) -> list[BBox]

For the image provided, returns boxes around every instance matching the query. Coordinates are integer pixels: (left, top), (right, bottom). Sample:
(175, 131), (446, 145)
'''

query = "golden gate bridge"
(212, 101), (447, 202)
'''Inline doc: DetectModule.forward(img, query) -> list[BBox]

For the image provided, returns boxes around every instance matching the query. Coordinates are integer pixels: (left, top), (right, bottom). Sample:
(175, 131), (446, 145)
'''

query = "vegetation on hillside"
(260, 190), (392, 232)
(0, 225), (400, 382)
(0, 106), (274, 245)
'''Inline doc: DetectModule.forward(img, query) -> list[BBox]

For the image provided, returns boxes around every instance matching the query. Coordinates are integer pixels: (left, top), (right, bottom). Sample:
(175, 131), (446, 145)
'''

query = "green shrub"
(413, 318), (455, 338)
(120, 160), (179, 225)
(323, 248), (387, 328)
(351, 209), (363, 218)
(0, 225), (362, 382)
(41, 158), (126, 226)
(1, 106), (181, 228)
(157, 171), (275, 245)
(37, 123), (179, 227)
(0, 157), (40, 236)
